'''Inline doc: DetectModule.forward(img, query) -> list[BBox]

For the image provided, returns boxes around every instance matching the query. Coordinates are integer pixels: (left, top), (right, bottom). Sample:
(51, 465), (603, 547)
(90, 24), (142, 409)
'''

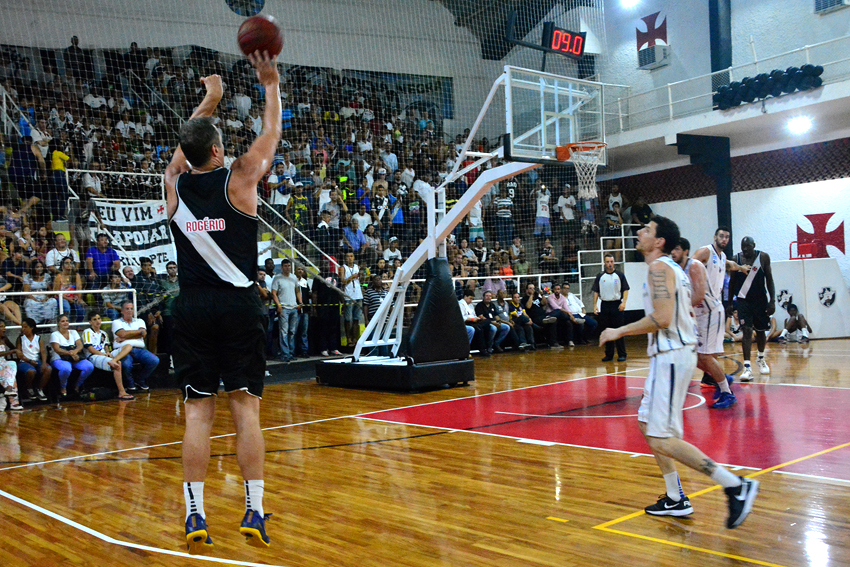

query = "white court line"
(357, 415), (655, 458)
(0, 414), (355, 472)
(355, 367), (651, 417)
(495, 391), (706, 419)
(0, 488), (289, 566)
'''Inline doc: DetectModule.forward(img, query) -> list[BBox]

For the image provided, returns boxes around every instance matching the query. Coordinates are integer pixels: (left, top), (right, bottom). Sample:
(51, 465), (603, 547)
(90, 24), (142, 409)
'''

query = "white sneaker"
(740, 367), (753, 382)
(757, 358), (770, 374)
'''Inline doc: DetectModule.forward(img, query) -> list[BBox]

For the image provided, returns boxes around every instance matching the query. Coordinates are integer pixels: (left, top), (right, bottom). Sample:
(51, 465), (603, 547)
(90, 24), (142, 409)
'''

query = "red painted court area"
(363, 375), (850, 480)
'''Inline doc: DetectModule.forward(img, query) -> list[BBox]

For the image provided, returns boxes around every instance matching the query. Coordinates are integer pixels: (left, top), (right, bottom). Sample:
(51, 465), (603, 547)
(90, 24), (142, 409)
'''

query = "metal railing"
(604, 34), (850, 134)
(1, 288), (138, 332)
(577, 223), (640, 306)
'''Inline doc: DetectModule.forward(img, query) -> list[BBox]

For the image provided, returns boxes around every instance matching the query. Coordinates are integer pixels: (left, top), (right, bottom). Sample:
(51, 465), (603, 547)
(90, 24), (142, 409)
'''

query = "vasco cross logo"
(819, 287), (836, 308)
(777, 290), (793, 311)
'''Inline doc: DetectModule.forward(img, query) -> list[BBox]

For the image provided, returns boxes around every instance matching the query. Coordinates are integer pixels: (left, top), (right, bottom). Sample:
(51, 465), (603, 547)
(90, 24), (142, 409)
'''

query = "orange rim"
(556, 142), (607, 161)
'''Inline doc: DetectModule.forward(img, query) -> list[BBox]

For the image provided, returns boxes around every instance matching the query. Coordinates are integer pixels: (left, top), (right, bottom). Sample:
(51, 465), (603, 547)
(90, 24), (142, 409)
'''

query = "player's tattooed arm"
(650, 266), (671, 300)
(699, 458), (717, 476)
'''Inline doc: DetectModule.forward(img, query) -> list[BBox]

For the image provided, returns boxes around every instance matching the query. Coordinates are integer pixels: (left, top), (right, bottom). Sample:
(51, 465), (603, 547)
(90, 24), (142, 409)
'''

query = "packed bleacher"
(0, 37), (649, 407)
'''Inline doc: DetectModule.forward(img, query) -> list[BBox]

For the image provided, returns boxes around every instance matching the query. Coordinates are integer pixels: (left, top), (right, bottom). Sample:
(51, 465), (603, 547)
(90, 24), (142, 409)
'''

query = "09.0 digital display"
(541, 22), (587, 60)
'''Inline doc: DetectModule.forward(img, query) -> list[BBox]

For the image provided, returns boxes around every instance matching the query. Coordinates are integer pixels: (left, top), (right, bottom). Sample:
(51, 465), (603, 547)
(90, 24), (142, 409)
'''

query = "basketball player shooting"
(600, 217), (758, 528)
(163, 51), (282, 554)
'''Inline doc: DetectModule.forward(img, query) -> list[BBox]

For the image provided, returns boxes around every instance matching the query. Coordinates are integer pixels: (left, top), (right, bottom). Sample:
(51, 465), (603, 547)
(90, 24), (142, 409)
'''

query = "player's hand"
(618, 301), (626, 312)
(248, 51), (280, 87)
(599, 328), (619, 346)
(593, 307), (600, 315)
(200, 75), (223, 99)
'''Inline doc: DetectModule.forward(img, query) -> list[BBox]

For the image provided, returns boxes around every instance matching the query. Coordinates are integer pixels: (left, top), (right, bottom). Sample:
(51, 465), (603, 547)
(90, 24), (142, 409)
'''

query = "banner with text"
(89, 199), (176, 273)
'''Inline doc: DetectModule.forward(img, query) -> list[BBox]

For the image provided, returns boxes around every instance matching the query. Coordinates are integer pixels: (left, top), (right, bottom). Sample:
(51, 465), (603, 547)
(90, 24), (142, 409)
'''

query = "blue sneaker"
(712, 391), (737, 409)
(240, 510), (271, 548)
(713, 374), (735, 400)
(185, 513), (214, 555)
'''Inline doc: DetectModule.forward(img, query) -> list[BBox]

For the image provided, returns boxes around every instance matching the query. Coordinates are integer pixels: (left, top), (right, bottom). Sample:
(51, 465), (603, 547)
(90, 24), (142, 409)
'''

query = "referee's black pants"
(599, 300), (626, 358)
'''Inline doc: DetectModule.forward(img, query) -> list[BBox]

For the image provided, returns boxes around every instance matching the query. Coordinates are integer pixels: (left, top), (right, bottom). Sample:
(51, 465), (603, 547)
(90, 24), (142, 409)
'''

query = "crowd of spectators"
(0, 37), (662, 406)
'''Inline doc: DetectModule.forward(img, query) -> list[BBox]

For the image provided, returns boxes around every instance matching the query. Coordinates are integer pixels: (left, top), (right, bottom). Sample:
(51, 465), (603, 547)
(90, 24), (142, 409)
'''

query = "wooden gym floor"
(1, 337), (848, 567)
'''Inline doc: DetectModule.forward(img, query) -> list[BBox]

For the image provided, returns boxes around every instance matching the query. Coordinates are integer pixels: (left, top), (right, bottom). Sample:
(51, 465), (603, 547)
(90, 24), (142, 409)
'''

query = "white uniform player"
(638, 256), (698, 438)
(600, 217), (758, 529)
(694, 244), (726, 355)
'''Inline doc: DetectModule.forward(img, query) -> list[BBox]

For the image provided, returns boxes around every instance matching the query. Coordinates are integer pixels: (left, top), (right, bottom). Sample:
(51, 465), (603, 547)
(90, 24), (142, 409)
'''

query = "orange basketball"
(237, 15), (283, 58)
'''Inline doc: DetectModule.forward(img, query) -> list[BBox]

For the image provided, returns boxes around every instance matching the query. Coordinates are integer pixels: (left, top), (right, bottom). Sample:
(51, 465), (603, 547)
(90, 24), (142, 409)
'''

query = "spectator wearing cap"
(383, 237), (403, 263)
(373, 166), (389, 194)
(285, 182), (310, 238)
(85, 233), (121, 291)
(268, 161), (292, 218)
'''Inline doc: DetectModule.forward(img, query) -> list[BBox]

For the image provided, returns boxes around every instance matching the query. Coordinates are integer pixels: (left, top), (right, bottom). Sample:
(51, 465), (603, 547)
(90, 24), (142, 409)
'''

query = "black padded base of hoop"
(316, 357), (474, 392)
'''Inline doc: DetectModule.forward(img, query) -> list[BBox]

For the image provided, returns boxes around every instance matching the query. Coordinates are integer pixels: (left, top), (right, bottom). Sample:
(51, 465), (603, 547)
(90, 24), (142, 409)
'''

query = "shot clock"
(541, 22), (587, 60)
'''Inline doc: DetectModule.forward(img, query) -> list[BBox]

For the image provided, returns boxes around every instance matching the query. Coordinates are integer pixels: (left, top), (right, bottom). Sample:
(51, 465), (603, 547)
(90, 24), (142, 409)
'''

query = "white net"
(0, 0), (609, 337)
(569, 143), (606, 200)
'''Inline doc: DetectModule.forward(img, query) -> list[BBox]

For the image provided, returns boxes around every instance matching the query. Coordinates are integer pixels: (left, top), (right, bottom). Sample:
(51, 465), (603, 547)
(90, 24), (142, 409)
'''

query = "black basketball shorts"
(173, 286), (268, 401)
(736, 297), (770, 332)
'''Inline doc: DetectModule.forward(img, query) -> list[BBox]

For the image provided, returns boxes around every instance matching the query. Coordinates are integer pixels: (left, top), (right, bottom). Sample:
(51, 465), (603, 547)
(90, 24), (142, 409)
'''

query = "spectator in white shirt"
(556, 184), (579, 240)
(111, 301), (160, 392)
(383, 237), (403, 262)
(45, 234), (80, 275)
(562, 281), (598, 343)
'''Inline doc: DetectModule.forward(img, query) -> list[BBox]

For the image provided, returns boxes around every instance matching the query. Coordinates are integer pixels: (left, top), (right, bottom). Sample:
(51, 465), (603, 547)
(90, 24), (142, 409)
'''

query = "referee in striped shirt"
(592, 253), (629, 361)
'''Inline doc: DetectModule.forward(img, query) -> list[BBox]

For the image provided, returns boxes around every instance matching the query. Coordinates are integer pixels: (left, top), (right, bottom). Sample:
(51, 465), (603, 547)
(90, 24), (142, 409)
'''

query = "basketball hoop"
(557, 142), (607, 200)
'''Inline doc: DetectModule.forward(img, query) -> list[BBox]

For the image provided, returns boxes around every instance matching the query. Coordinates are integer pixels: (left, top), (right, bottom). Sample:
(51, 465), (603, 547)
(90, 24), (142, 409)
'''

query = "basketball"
(237, 14), (283, 58)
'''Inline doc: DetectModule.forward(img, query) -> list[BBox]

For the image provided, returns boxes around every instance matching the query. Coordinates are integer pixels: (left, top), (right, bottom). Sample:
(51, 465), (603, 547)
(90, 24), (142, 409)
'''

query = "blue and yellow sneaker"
(239, 510), (271, 548)
(185, 513), (214, 555)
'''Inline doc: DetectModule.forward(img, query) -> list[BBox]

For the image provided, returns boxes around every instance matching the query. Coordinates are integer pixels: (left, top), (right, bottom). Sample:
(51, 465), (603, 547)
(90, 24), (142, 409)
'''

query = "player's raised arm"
(229, 52), (282, 215)
(163, 75), (224, 216)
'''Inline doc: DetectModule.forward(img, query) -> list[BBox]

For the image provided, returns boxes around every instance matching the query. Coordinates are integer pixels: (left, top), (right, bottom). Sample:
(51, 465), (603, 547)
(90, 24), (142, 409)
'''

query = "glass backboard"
(504, 66), (607, 166)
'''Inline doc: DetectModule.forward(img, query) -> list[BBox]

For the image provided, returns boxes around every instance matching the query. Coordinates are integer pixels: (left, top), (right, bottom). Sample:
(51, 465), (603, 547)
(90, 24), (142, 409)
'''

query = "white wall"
(652, 194), (719, 252)
(731, 178), (850, 288)
(648, 178), (850, 288)
(599, 1), (712, 92)
(731, 0), (850, 67)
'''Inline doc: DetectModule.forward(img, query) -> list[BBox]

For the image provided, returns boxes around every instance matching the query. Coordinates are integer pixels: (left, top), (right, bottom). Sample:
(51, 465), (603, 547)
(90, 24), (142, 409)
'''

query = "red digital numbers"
(551, 29), (584, 56)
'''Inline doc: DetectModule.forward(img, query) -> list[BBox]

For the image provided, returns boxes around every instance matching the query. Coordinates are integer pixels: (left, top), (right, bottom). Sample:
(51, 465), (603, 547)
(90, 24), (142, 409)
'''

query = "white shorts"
(695, 301), (725, 355)
(638, 347), (697, 439)
(88, 354), (114, 372)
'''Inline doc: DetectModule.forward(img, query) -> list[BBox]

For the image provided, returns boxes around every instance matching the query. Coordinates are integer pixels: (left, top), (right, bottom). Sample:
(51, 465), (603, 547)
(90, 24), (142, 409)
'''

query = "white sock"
(709, 467), (741, 489)
(801, 328), (809, 338)
(779, 329), (789, 339)
(718, 377), (731, 394)
(245, 479), (264, 516)
(743, 360), (751, 369)
(184, 481), (205, 520)
(757, 351), (765, 360)
(663, 471), (684, 501)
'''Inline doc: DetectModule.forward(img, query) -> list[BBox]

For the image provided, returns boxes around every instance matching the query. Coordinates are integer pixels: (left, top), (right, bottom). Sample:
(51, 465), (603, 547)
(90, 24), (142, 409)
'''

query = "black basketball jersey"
(733, 250), (768, 304)
(504, 179), (518, 198)
(170, 167), (258, 289)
